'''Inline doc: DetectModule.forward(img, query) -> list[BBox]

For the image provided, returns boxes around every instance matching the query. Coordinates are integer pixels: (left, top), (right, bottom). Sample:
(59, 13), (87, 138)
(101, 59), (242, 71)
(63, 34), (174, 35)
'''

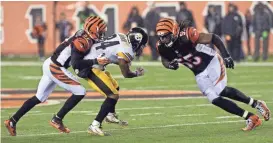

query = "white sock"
(242, 111), (249, 119)
(55, 115), (61, 119)
(107, 112), (114, 116)
(248, 98), (254, 106)
(92, 120), (100, 126)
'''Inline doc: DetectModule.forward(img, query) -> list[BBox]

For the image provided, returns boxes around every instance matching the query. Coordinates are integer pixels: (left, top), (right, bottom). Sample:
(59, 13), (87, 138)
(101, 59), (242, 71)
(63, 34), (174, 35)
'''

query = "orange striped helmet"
(156, 18), (179, 47)
(84, 16), (107, 41)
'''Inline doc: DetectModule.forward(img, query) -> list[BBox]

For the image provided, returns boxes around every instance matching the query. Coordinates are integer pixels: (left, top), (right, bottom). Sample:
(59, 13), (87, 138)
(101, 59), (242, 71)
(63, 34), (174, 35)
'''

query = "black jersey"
(51, 30), (94, 69)
(157, 27), (216, 75)
(51, 36), (75, 68)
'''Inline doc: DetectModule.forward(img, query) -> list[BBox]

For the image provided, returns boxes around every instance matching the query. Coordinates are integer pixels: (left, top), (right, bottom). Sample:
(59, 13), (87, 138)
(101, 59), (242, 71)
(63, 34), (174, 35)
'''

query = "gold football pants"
(87, 68), (119, 97)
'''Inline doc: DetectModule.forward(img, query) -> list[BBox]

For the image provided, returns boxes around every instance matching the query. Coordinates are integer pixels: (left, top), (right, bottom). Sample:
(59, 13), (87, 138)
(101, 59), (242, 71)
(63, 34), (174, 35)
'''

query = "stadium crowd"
(34, 1), (273, 62)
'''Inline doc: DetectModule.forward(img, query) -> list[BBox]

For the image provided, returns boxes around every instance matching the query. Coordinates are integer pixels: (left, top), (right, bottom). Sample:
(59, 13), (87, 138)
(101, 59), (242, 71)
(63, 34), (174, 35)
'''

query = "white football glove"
(135, 67), (145, 77)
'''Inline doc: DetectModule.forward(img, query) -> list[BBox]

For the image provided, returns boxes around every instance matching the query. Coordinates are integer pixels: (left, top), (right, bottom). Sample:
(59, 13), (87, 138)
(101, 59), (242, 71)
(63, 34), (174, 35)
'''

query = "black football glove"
(168, 60), (179, 70)
(224, 57), (234, 69)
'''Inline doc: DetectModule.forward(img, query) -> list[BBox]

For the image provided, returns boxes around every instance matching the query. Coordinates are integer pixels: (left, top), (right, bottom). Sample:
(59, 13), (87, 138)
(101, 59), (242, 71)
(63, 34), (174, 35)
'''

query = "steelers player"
(4, 16), (109, 136)
(156, 18), (270, 131)
(71, 27), (148, 136)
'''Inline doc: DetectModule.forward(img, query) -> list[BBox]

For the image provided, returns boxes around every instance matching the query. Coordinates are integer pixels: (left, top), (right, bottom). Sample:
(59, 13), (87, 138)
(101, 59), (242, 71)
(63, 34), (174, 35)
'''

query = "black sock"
(95, 97), (117, 123)
(212, 97), (247, 118)
(56, 94), (84, 120)
(109, 97), (118, 113)
(108, 87), (119, 113)
(109, 104), (116, 113)
(220, 87), (258, 108)
(11, 96), (41, 124)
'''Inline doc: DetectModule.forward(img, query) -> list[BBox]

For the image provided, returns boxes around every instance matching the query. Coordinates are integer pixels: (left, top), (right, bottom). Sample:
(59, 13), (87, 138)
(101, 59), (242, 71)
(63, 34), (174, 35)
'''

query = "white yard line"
(116, 104), (213, 111)
(1, 120), (245, 138)
(174, 114), (208, 117)
(19, 76), (41, 80)
(130, 112), (163, 116)
(216, 116), (239, 119)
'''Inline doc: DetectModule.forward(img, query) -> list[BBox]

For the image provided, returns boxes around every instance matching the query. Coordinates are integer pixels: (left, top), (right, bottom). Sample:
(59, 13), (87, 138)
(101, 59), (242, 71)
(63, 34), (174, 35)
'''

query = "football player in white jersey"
(4, 16), (110, 136)
(71, 27), (148, 136)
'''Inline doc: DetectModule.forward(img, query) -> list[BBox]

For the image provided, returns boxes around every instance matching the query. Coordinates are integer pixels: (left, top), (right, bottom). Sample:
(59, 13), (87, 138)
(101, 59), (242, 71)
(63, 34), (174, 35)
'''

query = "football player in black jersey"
(4, 16), (109, 136)
(156, 18), (270, 131)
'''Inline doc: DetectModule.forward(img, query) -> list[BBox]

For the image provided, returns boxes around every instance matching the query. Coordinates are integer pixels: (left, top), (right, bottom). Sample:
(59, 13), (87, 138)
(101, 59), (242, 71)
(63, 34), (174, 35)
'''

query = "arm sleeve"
(71, 46), (98, 71)
(211, 34), (230, 58)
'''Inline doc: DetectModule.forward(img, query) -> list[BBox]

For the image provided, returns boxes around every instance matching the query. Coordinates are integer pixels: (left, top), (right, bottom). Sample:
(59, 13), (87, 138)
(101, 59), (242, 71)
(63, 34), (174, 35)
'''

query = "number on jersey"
(181, 53), (202, 69)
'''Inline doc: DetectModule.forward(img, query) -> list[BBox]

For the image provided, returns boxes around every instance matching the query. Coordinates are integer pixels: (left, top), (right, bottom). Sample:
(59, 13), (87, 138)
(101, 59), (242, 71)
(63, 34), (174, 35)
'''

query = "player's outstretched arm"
(118, 59), (144, 78)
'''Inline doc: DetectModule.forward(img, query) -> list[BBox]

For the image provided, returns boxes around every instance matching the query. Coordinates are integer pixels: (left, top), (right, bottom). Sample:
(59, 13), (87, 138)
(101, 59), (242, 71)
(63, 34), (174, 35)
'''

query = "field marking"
(216, 116), (239, 119)
(1, 120), (246, 138)
(130, 112), (163, 116)
(2, 61), (273, 67)
(116, 104), (213, 111)
(19, 76), (41, 80)
(18, 75), (124, 80)
(2, 101), (273, 118)
(130, 81), (273, 90)
(174, 114), (208, 117)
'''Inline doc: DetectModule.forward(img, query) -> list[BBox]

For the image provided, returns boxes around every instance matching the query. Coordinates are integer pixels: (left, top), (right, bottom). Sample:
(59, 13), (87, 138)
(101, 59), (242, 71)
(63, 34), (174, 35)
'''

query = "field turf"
(1, 61), (273, 143)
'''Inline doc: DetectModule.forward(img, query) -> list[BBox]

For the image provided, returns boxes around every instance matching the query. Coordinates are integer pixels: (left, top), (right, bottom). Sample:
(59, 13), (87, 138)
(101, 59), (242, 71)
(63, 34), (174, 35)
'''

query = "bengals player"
(156, 18), (270, 131)
(4, 16), (109, 136)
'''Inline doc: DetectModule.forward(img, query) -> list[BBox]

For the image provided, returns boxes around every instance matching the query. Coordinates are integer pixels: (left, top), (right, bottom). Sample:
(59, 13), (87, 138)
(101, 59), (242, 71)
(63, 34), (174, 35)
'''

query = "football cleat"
(49, 115), (70, 133)
(242, 115), (262, 131)
(105, 113), (128, 126)
(256, 100), (271, 121)
(87, 124), (111, 136)
(4, 119), (16, 136)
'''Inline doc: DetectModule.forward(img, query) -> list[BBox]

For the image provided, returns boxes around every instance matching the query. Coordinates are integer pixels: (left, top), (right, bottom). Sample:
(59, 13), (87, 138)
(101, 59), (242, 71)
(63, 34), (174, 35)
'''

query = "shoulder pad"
(186, 27), (199, 43)
(118, 33), (129, 43)
(72, 37), (93, 53)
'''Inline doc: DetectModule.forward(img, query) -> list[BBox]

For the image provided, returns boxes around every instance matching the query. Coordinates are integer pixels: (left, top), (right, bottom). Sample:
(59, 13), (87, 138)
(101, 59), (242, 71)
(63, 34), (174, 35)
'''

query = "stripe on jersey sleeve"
(117, 52), (132, 62)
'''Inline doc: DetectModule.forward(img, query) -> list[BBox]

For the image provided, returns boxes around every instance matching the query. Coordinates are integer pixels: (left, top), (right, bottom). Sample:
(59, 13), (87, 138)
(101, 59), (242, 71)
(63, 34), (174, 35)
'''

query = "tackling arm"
(71, 37), (109, 78)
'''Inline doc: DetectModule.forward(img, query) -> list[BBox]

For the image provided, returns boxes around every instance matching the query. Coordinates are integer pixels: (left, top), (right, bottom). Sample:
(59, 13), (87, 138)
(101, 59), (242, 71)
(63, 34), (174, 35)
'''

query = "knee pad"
(204, 88), (219, 103)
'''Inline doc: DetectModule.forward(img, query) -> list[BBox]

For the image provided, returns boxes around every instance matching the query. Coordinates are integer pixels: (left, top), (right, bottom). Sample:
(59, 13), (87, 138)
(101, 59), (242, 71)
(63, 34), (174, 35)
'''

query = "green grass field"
(1, 61), (273, 143)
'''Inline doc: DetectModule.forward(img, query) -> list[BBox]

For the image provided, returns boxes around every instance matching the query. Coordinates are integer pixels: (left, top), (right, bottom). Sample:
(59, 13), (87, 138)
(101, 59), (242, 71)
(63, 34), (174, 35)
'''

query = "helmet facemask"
(156, 18), (180, 48)
(128, 33), (144, 56)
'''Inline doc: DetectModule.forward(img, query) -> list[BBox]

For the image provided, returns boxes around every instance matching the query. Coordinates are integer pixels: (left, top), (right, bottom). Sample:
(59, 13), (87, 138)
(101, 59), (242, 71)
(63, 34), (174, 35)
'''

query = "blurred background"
(1, 1), (273, 62)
